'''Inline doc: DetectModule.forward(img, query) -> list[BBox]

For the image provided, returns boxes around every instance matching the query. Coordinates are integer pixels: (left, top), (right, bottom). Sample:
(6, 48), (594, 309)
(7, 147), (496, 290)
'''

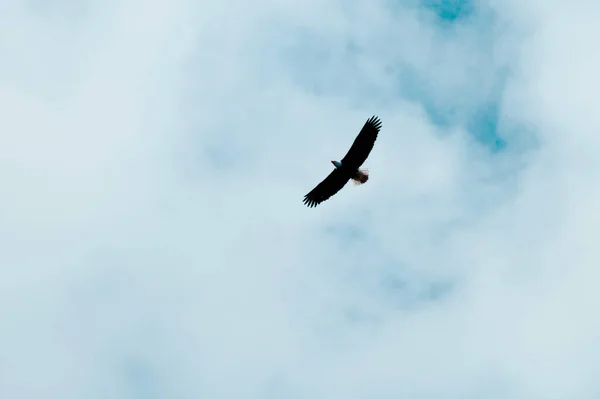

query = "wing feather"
(303, 168), (350, 208)
(340, 115), (382, 168)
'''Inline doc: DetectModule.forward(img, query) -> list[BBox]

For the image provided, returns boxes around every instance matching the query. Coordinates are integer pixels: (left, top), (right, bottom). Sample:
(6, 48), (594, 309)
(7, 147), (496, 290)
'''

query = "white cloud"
(2, 0), (600, 398)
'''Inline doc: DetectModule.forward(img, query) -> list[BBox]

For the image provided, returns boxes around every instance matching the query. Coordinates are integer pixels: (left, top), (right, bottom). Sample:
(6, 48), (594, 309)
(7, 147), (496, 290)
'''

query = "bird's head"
(331, 160), (342, 168)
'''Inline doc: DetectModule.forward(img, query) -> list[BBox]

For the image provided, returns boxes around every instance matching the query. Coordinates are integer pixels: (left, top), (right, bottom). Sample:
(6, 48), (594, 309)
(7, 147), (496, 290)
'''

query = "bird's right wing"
(303, 168), (350, 208)
(340, 115), (382, 168)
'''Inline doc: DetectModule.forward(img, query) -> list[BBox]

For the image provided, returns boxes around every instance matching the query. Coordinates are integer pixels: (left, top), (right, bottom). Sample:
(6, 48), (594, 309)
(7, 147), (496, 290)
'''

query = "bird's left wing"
(303, 168), (350, 208)
(340, 115), (382, 168)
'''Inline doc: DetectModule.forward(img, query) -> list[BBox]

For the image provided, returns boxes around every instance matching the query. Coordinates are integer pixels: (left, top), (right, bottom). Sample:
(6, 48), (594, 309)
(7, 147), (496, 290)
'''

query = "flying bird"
(303, 115), (382, 208)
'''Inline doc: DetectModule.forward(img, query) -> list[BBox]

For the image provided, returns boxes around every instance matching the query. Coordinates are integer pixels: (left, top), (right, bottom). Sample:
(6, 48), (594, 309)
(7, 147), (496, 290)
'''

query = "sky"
(2, 0), (600, 398)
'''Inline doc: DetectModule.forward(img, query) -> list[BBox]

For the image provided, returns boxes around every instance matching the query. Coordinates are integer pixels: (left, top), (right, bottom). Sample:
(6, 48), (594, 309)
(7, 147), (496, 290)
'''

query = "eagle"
(303, 115), (382, 208)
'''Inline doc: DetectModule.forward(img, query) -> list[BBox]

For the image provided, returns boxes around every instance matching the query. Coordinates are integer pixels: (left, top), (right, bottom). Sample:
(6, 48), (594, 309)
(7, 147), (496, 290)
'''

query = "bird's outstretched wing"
(340, 115), (382, 168)
(303, 168), (350, 208)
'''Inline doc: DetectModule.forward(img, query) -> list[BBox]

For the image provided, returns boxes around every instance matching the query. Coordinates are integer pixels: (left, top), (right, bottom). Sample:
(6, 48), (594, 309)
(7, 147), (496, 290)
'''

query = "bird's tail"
(351, 168), (369, 185)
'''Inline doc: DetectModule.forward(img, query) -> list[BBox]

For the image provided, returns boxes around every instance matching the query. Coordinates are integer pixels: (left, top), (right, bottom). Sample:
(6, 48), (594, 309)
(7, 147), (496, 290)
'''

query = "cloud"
(2, 0), (600, 398)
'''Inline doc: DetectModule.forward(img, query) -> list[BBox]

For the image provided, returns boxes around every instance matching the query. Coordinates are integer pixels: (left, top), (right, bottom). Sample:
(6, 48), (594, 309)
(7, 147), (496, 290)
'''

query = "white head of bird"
(331, 160), (342, 168)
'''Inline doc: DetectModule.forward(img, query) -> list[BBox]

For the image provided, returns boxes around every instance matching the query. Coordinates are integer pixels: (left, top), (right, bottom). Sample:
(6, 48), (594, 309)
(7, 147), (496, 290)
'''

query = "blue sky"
(2, 0), (600, 398)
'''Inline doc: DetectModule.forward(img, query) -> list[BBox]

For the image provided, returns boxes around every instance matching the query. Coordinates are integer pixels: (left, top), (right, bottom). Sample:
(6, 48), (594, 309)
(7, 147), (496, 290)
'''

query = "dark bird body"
(303, 115), (382, 208)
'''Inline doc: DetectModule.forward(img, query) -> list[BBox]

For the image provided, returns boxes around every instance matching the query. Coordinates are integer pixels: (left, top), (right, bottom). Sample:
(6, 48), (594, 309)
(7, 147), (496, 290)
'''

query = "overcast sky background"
(2, 0), (600, 398)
